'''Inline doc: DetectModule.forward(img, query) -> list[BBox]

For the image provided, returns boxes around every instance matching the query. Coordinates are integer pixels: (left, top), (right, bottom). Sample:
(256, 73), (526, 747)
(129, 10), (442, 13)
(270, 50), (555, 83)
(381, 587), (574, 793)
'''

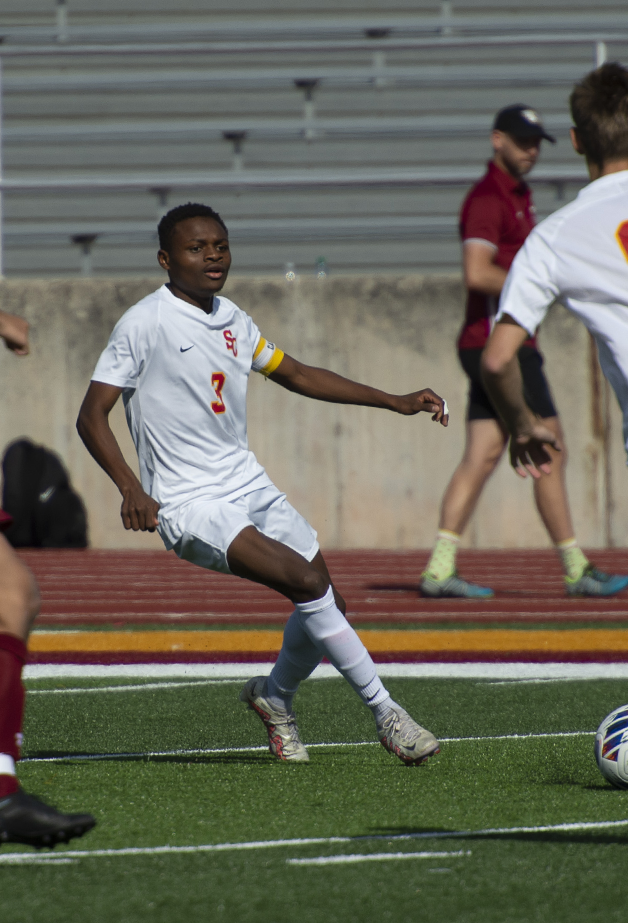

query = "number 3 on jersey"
(211, 372), (226, 414)
(616, 221), (628, 261)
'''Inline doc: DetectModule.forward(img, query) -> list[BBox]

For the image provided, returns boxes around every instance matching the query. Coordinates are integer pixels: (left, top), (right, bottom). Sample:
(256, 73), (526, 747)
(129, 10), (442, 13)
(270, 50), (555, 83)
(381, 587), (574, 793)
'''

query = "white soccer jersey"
(497, 170), (628, 452)
(92, 284), (284, 546)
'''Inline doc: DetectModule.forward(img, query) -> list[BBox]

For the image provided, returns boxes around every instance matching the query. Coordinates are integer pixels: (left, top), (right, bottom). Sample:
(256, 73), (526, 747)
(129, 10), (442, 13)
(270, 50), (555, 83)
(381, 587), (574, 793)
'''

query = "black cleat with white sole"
(0, 789), (96, 849)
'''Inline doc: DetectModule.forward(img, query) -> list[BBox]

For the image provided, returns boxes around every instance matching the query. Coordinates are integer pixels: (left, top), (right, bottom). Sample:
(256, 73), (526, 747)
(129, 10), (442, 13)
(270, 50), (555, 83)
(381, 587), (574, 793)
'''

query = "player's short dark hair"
(570, 63), (628, 166)
(158, 203), (228, 251)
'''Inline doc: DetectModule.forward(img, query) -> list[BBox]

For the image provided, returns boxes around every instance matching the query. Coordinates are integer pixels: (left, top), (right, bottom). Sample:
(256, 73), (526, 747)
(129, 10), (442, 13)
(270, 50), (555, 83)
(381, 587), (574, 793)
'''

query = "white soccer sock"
(267, 610), (322, 712)
(0, 754), (16, 777)
(370, 698), (399, 725)
(295, 586), (390, 709)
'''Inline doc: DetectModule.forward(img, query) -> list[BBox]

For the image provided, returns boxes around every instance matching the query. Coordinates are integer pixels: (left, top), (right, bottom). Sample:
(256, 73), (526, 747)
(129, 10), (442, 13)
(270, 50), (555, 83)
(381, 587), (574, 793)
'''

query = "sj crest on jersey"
(223, 330), (238, 356)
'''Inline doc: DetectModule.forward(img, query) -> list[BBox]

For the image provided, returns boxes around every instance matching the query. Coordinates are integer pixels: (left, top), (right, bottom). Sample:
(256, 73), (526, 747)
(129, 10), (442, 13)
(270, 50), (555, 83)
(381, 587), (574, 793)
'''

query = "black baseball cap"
(493, 105), (556, 143)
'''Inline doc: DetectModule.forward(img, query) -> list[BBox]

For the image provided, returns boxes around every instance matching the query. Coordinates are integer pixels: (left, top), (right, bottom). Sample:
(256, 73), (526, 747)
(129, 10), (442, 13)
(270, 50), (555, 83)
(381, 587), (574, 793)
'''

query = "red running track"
(18, 548), (628, 626)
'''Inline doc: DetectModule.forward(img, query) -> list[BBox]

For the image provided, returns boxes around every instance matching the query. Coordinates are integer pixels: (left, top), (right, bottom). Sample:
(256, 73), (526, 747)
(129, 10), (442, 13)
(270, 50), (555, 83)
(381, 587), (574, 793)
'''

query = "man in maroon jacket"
(420, 105), (628, 599)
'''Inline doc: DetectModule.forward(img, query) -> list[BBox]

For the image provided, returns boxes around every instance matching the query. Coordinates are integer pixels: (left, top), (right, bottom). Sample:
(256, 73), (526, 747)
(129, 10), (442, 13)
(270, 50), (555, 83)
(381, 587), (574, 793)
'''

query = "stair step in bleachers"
(0, 1), (626, 278)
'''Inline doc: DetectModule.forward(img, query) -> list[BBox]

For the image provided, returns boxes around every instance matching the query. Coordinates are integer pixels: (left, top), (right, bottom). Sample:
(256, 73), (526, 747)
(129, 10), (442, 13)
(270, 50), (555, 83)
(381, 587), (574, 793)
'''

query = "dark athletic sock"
(0, 633), (27, 798)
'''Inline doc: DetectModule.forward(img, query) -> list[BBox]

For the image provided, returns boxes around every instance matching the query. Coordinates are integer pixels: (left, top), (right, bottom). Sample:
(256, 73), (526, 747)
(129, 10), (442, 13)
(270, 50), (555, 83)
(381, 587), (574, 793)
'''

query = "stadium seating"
(1, 0), (627, 278)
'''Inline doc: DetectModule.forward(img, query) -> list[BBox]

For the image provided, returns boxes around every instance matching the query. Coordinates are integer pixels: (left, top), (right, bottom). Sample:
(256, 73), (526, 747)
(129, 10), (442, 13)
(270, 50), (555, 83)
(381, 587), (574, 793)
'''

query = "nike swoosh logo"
(180, 345), (194, 352)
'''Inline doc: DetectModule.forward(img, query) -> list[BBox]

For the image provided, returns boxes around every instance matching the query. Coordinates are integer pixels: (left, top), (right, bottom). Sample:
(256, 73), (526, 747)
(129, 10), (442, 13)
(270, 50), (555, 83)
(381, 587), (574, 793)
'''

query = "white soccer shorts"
(169, 483), (319, 575)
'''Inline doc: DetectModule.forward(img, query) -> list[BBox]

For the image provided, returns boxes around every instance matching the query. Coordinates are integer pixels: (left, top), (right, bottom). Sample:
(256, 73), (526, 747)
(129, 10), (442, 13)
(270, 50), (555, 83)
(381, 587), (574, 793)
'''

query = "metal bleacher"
(1, 0), (628, 278)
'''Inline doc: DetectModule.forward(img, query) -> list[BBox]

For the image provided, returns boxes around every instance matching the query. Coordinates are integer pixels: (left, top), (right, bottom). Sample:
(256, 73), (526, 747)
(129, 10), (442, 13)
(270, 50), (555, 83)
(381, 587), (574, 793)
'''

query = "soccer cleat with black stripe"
(0, 789), (96, 849)
(377, 707), (440, 766)
(239, 676), (309, 762)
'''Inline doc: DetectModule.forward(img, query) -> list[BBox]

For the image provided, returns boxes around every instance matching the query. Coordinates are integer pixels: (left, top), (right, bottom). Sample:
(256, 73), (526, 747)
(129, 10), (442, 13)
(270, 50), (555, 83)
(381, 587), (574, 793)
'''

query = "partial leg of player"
(230, 527), (440, 765)
(531, 417), (628, 597)
(0, 533), (96, 848)
(421, 418), (506, 598)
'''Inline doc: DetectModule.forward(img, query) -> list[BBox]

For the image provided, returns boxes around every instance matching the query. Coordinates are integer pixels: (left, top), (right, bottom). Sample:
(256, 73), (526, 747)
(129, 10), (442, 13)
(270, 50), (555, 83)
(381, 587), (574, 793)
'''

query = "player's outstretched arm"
(481, 316), (561, 478)
(269, 353), (448, 425)
(0, 310), (29, 356)
(77, 382), (160, 531)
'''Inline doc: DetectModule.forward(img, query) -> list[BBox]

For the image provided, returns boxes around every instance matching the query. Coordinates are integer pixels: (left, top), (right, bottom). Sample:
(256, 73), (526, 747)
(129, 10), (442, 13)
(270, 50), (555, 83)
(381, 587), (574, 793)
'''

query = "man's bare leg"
(421, 419), (507, 597)
(423, 412), (627, 596)
(227, 526), (343, 608)
(0, 535), (40, 642)
(530, 416), (574, 543)
(439, 418), (508, 536)
(229, 527), (439, 765)
(530, 416), (627, 592)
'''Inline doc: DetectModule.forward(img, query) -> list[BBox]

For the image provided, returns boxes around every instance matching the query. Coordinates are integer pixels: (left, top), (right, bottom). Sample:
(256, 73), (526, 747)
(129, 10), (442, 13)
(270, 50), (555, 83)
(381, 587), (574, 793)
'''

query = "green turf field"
(4, 676), (628, 923)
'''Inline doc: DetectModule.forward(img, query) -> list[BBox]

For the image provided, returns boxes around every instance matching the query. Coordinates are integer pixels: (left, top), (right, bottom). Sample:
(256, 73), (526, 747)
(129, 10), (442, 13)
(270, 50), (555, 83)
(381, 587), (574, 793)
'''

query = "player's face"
(492, 130), (542, 179)
(158, 217), (232, 310)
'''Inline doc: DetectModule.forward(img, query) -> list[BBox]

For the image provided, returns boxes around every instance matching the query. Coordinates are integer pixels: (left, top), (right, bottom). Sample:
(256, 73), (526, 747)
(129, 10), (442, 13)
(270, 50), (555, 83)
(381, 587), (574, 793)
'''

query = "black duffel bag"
(1, 438), (88, 548)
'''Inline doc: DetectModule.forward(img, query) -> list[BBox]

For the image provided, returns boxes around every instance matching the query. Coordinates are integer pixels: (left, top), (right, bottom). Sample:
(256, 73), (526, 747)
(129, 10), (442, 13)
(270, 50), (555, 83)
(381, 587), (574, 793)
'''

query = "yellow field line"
(30, 631), (285, 653)
(28, 629), (628, 654)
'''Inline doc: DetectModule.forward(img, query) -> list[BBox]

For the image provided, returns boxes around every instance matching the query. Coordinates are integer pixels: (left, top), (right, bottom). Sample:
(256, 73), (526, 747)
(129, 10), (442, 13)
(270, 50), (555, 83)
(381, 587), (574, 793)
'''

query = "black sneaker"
(0, 789), (96, 849)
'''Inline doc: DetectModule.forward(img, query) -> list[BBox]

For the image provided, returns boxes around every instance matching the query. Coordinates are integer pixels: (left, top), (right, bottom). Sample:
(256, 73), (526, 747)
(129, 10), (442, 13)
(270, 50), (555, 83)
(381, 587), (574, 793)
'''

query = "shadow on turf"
(24, 750), (298, 766)
(367, 582), (540, 598)
(364, 826), (628, 845)
(537, 778), (620, 792)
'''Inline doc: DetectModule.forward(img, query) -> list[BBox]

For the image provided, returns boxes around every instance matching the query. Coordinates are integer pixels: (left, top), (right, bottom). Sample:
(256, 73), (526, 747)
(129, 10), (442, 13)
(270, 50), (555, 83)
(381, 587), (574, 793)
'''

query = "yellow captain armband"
(252, 337), (285, 377)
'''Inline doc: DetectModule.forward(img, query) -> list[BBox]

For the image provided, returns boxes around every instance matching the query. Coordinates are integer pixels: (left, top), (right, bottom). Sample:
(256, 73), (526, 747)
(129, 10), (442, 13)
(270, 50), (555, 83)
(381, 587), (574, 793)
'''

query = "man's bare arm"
(481, 316), (560, 478)
(76, 381), (160, 531)
(269, 353), (448, 425)
(0, 310), (30, 356)
(463, 241), (508, 297)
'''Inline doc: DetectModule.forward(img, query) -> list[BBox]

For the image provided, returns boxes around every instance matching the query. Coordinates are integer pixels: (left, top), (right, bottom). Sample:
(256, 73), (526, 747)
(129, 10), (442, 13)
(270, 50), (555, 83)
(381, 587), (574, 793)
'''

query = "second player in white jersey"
(78, 202), (450, 768)
(482, 63), (628, 487)
(497, 170), (628, 451)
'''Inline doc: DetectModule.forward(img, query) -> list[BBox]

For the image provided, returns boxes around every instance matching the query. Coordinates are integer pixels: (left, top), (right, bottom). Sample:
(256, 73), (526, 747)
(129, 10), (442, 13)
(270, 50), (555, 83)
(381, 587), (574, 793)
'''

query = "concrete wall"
(0, 274), (626, 550)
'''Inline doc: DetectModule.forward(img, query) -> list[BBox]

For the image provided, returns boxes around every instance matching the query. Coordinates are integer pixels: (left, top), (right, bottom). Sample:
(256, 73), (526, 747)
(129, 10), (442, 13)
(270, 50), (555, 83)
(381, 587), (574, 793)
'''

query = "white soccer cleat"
(377, 707), (440, 766)
(239, 676), (309, 762)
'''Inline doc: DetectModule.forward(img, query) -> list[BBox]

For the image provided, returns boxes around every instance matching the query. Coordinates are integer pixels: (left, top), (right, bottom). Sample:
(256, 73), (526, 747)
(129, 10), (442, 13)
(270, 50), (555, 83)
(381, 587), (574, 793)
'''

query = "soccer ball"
(595, 705), (628, 788)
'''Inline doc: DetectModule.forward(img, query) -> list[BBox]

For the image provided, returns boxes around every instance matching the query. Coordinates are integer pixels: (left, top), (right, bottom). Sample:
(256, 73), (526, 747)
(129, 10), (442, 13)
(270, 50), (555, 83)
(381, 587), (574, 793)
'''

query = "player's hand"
(121, 484), (160, 531)
(394, 389), (449, 426)
(509, 422), (561, 479)
(0, 311), (30, 356)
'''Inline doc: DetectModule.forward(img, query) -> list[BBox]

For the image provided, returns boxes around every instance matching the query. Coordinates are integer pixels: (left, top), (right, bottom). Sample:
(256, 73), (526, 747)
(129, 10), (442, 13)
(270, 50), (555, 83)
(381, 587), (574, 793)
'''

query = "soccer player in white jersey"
(77, 203), (449, 765)
(482, 63), (628, 551)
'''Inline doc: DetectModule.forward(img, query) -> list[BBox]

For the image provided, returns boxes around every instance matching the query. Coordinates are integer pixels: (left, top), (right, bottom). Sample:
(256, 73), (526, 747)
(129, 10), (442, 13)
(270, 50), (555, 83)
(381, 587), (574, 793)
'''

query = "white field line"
(24, 678), (604, 696)
(24, 662), (628, 681)
(0, 856), (78, 866)
(0, 820), (626, 865)
(21, 730), (593, 765)
(27, 679), (240, 696)
(20, 742), (369, 763)
(286, 849), (471, 866)
(478, 679), (582, 686)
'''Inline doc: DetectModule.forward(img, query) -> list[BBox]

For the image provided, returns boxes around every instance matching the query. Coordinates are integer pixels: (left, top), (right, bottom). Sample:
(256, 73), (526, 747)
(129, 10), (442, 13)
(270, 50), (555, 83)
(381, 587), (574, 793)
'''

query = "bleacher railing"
(0, 22), (622, 274)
